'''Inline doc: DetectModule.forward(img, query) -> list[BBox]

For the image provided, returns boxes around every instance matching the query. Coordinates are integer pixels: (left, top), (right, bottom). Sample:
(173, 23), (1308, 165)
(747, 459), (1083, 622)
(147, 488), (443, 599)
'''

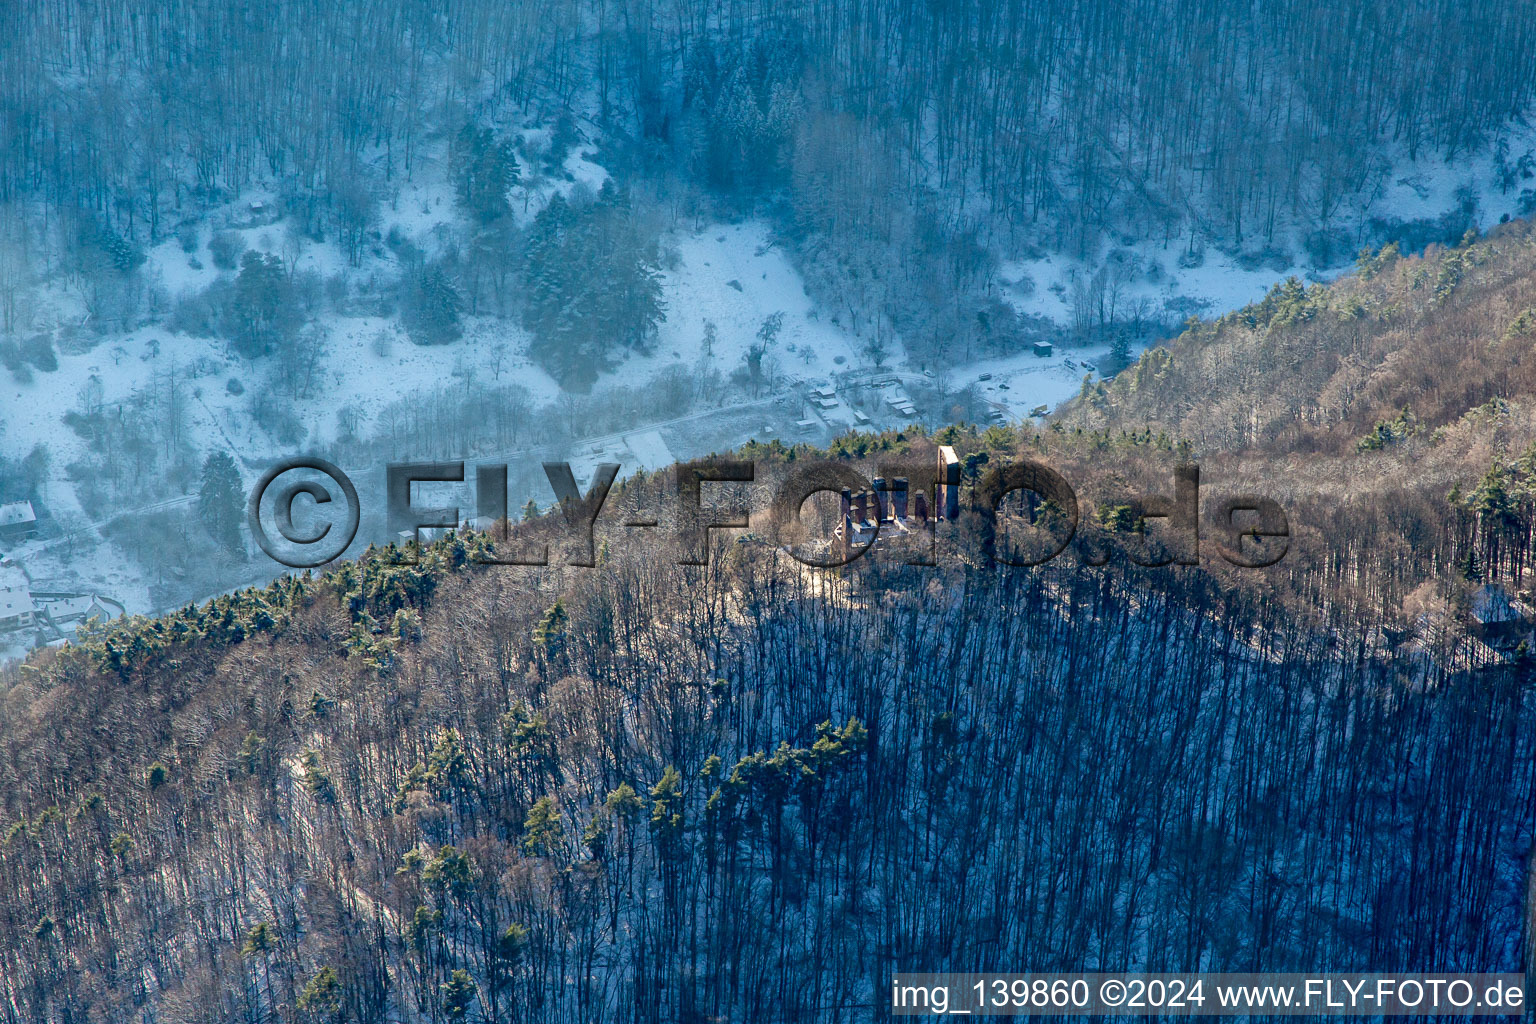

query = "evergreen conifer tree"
(199, 451), (244, 553)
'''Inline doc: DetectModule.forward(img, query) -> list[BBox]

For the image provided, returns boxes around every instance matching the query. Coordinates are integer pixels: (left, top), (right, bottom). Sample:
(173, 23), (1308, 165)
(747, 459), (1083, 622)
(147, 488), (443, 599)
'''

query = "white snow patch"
(622, 429), (673, 472)
(642, 221), (866, 384)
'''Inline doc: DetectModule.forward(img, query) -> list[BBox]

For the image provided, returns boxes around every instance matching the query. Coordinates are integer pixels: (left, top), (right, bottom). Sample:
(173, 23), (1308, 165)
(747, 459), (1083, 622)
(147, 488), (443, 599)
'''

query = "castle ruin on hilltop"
(834, 445), (962, 559)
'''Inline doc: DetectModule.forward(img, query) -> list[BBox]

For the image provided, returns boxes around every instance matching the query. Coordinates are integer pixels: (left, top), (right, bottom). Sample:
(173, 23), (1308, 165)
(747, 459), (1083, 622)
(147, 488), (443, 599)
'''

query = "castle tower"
(938, 445), (961, 520)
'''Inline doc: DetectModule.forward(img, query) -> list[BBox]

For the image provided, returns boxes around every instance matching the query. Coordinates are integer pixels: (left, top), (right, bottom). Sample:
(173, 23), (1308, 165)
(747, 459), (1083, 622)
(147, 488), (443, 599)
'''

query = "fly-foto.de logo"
(247, 447), (1290, 571)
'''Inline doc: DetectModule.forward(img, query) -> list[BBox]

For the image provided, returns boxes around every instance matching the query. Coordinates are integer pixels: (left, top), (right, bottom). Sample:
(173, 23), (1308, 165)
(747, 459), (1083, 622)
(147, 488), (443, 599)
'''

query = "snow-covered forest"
(3, 0), (1536, 632)
(3, 5), (1536, 1018)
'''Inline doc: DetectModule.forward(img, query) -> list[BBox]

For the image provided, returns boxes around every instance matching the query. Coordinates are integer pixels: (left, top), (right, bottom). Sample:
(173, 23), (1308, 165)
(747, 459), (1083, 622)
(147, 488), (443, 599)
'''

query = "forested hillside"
(1062, 219), (1536, 619)
(5, 2), (1536, 1018)
(5, 0), (1534, 247)
(2, 366), (1534, 1020)
(5, 0), (1536, 366)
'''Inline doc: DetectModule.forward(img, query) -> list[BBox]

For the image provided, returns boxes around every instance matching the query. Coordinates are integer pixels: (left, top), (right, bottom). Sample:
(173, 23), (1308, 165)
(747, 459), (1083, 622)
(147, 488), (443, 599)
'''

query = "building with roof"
(1468, 583), (1534, 648)
(0, 582), (38, 634)
(0, 500), (38, 542)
